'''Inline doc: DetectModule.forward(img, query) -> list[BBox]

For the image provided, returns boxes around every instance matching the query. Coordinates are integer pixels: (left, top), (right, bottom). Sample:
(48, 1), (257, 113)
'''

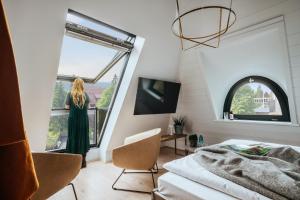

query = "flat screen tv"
(134, 77), (181, 115)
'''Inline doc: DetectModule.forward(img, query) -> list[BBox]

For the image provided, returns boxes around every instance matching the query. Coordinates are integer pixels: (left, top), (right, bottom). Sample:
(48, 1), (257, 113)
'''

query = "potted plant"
(189, 134), (198, 148)
(172, 116), (185, 134)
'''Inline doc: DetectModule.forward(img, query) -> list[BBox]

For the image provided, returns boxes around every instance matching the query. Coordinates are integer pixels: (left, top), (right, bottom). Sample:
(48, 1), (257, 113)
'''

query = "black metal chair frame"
(68, 183), (78, 200)
(112, 163), (159, 194)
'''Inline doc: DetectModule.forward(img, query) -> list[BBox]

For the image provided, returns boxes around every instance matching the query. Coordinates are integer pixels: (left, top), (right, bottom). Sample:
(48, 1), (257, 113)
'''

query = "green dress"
(65, 92), (90, 155)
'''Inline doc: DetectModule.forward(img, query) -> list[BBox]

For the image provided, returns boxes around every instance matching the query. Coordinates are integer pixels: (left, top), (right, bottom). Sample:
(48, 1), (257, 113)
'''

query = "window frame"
(48, 52), (131, 152)
(57, 9), (135, 84)
(96, 52), (131, 147)
(47, 9), (136, 151)
(223, 76), (291, 122)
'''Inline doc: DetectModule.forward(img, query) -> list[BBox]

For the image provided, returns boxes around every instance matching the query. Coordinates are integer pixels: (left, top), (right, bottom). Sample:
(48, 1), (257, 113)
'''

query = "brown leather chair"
(31, 152), (82, 200)
(112, 128), (161, 194)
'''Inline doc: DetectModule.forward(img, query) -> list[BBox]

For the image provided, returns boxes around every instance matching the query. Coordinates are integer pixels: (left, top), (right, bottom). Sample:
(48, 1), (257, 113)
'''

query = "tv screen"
(134, 77), (181, 115)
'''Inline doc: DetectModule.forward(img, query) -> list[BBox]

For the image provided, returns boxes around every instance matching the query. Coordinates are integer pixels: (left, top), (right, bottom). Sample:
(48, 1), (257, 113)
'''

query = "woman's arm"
(65, 93), (70, 109)
(85, 92), (90, 109)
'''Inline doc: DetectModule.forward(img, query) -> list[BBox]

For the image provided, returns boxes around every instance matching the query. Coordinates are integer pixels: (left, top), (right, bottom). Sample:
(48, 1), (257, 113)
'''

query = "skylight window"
(66, 11), (130, 40)
(58, 35), (118, 79)
(57, 9), (135, 83)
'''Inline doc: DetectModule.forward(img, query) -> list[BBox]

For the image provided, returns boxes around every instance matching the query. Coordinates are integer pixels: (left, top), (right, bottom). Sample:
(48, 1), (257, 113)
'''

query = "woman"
(65, 78), (90, 168)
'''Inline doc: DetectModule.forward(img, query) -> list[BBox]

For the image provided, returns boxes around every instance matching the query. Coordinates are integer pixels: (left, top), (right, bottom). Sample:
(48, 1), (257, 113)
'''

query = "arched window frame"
(223, 76), (291, 122)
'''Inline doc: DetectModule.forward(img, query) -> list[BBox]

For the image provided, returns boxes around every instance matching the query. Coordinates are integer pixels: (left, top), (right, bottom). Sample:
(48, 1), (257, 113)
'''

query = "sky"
(57, 13), (129, 82)
(249, 82), (272, 93)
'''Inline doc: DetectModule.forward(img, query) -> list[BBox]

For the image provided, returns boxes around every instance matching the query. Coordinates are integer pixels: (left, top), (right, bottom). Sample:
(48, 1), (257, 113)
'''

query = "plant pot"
(174, 125), (183, 134)
(190, 140), (198, 148)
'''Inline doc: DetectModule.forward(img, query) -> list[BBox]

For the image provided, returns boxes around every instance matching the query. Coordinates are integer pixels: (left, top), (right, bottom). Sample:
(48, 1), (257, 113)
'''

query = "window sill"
(214, 119), (299, 127)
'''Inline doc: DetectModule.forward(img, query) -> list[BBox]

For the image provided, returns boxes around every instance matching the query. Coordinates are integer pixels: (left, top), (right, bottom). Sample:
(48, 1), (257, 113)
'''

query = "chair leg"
(124, 163), (159, 174)
(151, 169), (156, 188)
(112, 169), (156, 194)
(153, 162), (159, 174)
(68, 183), (78, 200)
(112, 169), (125, 190)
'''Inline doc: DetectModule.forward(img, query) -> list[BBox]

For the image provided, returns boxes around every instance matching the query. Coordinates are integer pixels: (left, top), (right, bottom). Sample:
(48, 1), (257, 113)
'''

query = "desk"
(161, 134), (187, 155)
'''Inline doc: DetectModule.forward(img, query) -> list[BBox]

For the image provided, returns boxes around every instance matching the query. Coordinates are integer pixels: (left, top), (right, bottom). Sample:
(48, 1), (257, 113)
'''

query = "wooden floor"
(49, 147), (184, 200)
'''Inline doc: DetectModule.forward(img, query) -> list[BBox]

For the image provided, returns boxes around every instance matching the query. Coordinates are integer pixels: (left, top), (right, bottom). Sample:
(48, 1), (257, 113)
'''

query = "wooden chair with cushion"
(31, 152), (82, 200)
(112, 128), (161, 194)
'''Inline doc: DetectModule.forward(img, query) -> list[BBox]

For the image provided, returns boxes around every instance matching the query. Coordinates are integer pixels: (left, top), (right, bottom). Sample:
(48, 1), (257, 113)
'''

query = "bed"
(152, 139), (300, 200)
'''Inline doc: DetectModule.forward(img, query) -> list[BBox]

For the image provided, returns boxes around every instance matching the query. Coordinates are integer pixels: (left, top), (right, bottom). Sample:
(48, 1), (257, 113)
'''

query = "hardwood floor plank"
(49, 147), (184, 200)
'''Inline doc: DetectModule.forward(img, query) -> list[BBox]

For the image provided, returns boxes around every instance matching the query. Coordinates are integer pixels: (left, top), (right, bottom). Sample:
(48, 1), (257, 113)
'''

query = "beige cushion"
(124, 128), (161, 144)
(112, 128), (161, 170)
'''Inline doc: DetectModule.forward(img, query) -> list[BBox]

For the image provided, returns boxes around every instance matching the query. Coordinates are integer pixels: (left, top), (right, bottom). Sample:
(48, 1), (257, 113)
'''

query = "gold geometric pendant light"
(172, 0), (236, 50)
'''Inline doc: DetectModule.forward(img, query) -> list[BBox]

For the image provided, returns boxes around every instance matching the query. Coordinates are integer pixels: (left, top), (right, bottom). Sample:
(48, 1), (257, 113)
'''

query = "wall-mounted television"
(134, 77), (181, 115)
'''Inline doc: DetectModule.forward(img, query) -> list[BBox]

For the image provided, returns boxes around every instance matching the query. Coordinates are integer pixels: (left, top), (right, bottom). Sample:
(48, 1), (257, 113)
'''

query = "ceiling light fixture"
(172, 0), (236, 50)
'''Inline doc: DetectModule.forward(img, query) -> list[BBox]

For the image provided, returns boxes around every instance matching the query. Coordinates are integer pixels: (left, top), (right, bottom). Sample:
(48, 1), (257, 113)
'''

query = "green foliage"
(231, 84), (260, 115)
(96, 75), (118, 109)
(172, 116), (185, 126)
(49, 81), (68, 134)
(46, 131), (60, 150)
(47, 81), (69, 150)
(47, 115), (68, 150)
(96, 86), (115, 109)
(52, 81), (68, 108)
(89, 129), (94, 141)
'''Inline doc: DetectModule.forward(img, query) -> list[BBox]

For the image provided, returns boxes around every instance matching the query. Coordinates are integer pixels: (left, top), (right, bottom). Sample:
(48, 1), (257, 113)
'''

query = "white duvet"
(163, 139), (300, 200)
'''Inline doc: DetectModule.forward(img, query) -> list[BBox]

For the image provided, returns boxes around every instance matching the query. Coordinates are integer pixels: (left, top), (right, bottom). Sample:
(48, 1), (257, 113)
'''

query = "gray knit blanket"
(193, 145), (300, 200)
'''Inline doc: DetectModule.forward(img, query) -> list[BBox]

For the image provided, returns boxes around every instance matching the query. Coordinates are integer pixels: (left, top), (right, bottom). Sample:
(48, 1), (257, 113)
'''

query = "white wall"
(3, 0), (180, 152)
(200, 17), (297, 123)
(6, 0), (298, 157)
(175, 0), (300, 148)
(3, 1), (67, 151)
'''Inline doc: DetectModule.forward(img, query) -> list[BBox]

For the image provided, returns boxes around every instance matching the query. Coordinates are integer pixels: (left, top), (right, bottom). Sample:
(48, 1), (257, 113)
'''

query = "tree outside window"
(96, 75), (118, 109)
(230, 83), (282, 116)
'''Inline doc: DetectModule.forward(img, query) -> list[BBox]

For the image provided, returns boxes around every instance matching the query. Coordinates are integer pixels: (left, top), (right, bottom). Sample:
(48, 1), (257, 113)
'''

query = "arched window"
(223, 76), (290, 122)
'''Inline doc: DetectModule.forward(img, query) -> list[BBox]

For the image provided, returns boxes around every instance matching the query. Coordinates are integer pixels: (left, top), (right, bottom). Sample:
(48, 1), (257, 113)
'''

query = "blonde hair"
(71, 78), (86, 108)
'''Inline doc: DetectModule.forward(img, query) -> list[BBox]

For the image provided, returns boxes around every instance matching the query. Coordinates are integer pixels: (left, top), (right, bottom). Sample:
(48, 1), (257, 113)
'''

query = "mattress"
(161, 139), (300, 200)
(158, 172), (238, 200)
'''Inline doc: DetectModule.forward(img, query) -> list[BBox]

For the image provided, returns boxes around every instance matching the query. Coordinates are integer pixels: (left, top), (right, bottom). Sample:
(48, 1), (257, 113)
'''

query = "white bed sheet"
(158, 172), (238, 200)
(162, 139), (300, 200)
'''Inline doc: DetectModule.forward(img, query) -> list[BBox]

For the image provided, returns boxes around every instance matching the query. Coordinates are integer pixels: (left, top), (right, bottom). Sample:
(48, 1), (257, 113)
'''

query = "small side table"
(161, 134), (187, 155)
